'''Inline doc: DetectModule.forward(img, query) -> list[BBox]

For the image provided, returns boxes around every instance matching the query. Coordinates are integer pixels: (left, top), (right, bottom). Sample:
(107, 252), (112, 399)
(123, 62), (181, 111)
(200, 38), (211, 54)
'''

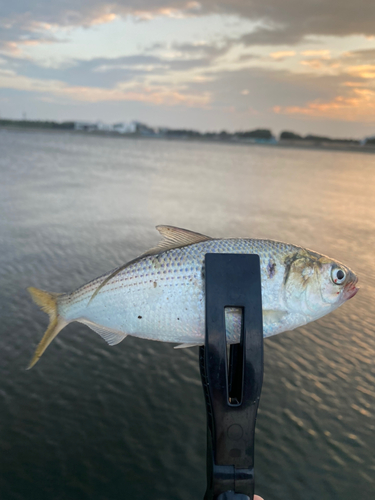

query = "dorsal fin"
(88, 226), (211, 304)
(140, 225), (211, 257)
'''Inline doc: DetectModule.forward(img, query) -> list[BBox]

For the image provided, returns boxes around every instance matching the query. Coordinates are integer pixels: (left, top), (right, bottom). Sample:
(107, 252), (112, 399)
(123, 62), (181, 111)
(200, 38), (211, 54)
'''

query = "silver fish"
(27, 226), (358, 368)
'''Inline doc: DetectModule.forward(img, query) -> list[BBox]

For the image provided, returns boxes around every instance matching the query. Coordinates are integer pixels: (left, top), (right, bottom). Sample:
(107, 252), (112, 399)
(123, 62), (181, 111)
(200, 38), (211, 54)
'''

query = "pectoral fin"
(174, 343), (200, 349)
(262, 310), (287, 325)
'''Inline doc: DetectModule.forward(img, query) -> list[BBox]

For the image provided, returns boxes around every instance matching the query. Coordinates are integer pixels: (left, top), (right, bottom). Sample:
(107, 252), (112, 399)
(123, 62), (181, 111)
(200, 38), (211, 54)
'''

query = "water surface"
(0, 130), (374, 500)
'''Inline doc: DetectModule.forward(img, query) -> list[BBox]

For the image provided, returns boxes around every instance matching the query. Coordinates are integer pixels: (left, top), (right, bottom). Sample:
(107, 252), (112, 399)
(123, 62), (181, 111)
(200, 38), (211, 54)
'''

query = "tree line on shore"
(1, 118), (374, 145)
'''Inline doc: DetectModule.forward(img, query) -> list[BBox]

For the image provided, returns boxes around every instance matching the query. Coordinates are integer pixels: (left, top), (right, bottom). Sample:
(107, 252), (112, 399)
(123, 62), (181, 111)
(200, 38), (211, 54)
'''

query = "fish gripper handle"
(200, 254), (264, 500)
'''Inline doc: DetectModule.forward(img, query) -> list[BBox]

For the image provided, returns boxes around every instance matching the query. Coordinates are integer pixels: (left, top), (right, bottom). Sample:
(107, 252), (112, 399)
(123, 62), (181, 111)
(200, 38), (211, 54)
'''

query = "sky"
(1, 1), (375, 137)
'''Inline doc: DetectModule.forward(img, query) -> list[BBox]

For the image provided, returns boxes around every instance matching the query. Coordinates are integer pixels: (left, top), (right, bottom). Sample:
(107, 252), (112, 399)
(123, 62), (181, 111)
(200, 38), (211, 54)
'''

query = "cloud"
(93, 63), (170, 73)
(0, 70), (210, 107)
(346, 65), (375, 79)
(0, 46), (227, 90)
(300, 59), (339, 71)
(269, 51), (296, 60)
(0, 47), (346, 114)
(270, 45), (375, 122)
(2, 1), (375, 53)
(341, 48), (375, 61)
(225, 1), (375, 45)
(0, 37), (58, 55)
(240, 27), (304, 47)
(274, 87), (375, 122)
(289, 48), (375, 78)
(301, 50), (331, 58)
(186, 65), (348, 116)
(2, 1), (375, 137)
(0, 2), (200, 52)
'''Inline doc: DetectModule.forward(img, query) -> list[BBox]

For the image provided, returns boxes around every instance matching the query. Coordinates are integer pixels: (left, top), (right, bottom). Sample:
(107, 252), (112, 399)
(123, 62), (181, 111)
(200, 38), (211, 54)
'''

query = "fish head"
(283, 249), (358, 321)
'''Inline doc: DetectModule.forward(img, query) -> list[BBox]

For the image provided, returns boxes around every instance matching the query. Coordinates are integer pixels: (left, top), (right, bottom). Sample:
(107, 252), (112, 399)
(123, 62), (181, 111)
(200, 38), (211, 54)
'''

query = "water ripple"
(0, 130), (374, 500)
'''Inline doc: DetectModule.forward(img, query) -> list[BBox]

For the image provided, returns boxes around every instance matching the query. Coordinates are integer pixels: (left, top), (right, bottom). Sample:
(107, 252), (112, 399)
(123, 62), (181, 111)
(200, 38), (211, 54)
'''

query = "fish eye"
(331, 267), (346, 285)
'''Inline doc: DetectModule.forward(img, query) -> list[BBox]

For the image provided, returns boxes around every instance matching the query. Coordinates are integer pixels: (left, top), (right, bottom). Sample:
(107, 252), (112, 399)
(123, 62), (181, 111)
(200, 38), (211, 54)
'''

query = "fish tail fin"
(27, 287), (67, 370)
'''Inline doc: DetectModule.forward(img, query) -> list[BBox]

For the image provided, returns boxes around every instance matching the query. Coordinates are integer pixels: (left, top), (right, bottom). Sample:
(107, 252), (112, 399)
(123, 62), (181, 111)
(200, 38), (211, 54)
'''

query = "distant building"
(112, 121), (137, 134)
(74, 120), (138, 133)
(96, 121), (113, 132)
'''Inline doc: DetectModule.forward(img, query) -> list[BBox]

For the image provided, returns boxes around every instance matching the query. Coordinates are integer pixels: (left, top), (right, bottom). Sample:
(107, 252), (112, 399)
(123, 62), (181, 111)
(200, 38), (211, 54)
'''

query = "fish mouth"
(343, 277), (359, 300)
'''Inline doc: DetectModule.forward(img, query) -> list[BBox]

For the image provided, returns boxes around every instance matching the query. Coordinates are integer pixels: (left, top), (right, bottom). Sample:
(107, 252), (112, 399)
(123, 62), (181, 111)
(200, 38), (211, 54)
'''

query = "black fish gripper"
(200, 253), (264, 500)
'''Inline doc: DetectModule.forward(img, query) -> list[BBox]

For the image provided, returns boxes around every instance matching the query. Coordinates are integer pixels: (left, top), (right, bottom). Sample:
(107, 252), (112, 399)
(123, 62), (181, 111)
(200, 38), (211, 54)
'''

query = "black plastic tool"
(200, 254), (264, 500)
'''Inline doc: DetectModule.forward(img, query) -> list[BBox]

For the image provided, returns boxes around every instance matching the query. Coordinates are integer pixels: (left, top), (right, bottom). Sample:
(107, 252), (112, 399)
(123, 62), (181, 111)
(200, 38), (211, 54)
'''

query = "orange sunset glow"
(1, 1), (375, 138)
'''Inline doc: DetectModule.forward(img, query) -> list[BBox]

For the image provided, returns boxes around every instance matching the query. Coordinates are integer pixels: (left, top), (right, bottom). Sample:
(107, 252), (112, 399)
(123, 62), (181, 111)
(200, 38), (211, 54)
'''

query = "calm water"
(0, 129), (374, 500)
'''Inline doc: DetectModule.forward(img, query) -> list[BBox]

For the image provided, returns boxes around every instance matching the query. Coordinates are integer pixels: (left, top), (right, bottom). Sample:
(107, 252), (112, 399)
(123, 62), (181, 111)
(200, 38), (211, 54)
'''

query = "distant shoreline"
(2, 124), (375, 155)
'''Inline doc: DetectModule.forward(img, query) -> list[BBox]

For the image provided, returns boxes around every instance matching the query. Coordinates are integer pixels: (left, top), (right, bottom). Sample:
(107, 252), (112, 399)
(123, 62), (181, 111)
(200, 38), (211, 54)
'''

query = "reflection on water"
(0, 129), (374, 500)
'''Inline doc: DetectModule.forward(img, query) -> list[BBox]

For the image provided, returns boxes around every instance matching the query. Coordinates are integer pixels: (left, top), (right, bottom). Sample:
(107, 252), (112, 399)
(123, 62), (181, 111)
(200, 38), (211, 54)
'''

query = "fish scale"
(27, 226), (358, 368)
(60, 239), (285, 342)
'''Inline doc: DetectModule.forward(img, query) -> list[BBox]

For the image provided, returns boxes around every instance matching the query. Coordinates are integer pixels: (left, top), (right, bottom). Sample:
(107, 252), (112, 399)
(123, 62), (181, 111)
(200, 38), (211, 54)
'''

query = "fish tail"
(27, 287), (67, 370)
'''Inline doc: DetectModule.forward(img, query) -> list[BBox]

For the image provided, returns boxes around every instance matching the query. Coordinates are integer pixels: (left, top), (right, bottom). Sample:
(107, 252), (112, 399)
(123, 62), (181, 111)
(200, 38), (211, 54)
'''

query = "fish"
(27, 225), (358, 369)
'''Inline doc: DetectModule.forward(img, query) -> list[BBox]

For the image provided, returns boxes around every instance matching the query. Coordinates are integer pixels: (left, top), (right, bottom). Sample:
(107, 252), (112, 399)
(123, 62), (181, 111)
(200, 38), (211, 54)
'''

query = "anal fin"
(79, 320), (128, 346)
